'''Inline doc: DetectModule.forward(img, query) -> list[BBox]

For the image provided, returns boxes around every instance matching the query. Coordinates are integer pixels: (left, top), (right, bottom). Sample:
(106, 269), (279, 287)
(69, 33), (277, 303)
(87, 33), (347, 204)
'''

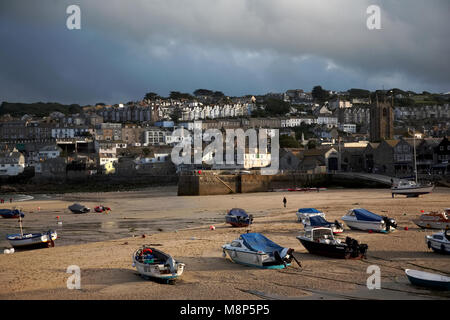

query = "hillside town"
(1, 87), (449, 188)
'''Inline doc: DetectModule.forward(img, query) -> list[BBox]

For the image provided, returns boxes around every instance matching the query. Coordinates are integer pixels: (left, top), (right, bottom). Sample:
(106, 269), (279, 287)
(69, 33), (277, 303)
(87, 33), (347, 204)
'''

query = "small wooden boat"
(413, 209), (450, 230)
(342, 208), (397, 233)
(225, 208), (253, 227)
(68, 203), (90, 214)
(391, 180), (434, 198)
(132, 246), (185, 282)
(0, 209), (25, 219)
(297, 227), (368, 259)
(426, 229), (450, 254)
(222, 233), (300, 269)
(6, 214), (57, 249)
(405, 269), (450, 290)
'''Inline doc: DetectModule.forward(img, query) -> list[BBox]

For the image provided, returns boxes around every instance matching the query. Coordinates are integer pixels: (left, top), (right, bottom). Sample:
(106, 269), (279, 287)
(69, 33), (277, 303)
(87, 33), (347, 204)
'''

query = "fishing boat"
(0, 209), (25, 219)
(405, 269), (450, 290)
(222, 232), (301, 269)
(425, 229), (450, 254)
(297, 227), (368, 259)
(296, 208), (325, 222)
(225, 208), (253, 227)
(302, 215), (344, 234)
(68, 203), (90, 214)
(6, 214), (57, 249)
(413, 209), (450, 229)
(132, 246), (185, 282)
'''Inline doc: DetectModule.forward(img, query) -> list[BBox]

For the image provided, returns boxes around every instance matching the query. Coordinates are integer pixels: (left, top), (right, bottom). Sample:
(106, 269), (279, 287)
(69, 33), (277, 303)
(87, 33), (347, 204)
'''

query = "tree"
(144, 92), (160, 100)
(193, 89), (213, 96)
(280, 135), (300, 148)
(312, 86), (330, 102)
(170, 106), (182, 124)
(264, 98), (290, 116)
(307, 140), (317, 149)
(170, 91), (192, 100)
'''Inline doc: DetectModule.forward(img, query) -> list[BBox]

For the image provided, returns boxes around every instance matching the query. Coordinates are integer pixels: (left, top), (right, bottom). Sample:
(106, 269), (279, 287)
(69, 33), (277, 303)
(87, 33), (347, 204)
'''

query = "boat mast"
(413, 128), (418, 184)
(18, 211), (23, 237)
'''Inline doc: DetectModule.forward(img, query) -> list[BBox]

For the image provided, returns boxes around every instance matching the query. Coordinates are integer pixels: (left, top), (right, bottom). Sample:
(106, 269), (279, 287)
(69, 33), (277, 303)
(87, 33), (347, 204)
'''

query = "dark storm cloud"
(0, 0), (449, 104)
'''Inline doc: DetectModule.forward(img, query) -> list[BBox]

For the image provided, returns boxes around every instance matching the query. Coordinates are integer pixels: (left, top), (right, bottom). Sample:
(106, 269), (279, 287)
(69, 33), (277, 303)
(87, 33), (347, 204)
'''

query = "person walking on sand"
(283, 197), (287, 208)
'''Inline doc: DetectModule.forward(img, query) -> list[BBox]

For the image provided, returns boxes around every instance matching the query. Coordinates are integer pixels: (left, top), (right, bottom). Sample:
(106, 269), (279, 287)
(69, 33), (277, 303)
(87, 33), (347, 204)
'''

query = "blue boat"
(306, 215), (344, 234)
(296, 208), (325, 222)
(405, 269), (450, 291)
(342, 208), (397, 232)
(225, 208), (253, 227)
(0, 209), (25, 219)
(222, 233), (301, 269)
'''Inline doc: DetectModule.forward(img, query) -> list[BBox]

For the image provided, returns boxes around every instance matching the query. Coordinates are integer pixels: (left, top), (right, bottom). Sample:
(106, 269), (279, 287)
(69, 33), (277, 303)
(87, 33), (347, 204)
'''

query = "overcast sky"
(0, 0), (449, 105)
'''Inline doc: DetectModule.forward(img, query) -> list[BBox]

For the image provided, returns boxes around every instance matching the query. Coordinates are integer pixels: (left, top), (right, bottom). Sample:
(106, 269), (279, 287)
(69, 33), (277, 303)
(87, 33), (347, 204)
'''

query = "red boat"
(94, 205), (111, 213)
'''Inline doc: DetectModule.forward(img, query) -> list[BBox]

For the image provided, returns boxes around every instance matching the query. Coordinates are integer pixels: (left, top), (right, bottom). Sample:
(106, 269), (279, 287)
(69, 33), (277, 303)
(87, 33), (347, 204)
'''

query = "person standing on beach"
(283, 197), (287, 208)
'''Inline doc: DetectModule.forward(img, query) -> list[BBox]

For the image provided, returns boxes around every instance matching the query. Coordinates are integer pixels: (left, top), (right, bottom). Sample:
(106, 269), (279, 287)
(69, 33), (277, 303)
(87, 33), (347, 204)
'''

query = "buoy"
(209, 225), (215, 230)
(421, 210), (424, 213)
(404, 227), (409, 231)
(368, 230), (373, 233)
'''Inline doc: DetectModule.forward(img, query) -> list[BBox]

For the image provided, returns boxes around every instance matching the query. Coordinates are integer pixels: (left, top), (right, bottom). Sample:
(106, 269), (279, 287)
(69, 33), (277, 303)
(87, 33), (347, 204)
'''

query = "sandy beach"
(0, 187), (449, 300)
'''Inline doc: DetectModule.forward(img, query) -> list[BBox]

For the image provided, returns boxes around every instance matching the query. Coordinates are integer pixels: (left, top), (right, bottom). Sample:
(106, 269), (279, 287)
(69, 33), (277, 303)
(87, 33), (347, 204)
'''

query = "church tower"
(370, 94), (394, 142)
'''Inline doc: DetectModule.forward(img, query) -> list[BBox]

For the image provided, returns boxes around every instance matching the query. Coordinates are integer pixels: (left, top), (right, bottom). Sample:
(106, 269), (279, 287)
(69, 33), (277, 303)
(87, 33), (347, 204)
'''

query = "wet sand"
(0, 187), (449, 300)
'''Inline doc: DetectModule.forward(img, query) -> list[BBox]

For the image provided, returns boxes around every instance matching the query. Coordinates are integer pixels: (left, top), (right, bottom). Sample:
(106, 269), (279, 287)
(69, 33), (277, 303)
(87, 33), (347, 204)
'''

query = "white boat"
(391, 180), (434, 198)
(341, 208), (397, 233)
(296, 208), (325, 222)
(413, 209), (450, 229)
(222, 232), (299, 269)
(6, 214), (57, 249)
(425, 229), (450, 254)
(7, 231), (57, 249)
(302, 215), (344, 234)
(405, 269), (450, 290)
(391, 131), (434, 198)
(132, 246), (185, 282)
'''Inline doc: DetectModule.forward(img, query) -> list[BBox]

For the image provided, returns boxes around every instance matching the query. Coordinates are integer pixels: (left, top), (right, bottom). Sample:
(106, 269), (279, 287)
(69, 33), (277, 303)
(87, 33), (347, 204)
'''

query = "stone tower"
(370, 95), (394, 142)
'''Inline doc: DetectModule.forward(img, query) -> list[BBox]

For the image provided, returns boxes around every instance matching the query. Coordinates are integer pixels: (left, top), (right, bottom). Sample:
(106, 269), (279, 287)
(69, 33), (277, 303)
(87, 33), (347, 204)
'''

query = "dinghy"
(68, 203), (90, 214)
(302, 215), (344, 234)
(297, 227), (368, 259)
(341, 208), (397, 232)
(132, 246), (185, 282)
(405, 269), (450, 290)
(413, 209), (450, 230)
(0, 209), (25, 219)
(425, 229), (450, 254)
(94, 205), (111, 213)
(225, 208), (253, 227)
(296, 208), (325, 222)
(222, 233), (300, 269)
(6, 214), (57, 249)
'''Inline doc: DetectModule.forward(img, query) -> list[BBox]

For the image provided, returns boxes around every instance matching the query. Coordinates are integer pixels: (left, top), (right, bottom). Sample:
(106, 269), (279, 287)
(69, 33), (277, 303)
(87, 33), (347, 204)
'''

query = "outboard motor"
(334, 220), (343, 229)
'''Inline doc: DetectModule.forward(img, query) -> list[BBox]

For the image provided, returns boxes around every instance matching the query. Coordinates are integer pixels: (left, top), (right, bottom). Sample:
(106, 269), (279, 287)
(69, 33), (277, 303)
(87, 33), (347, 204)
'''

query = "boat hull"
(223, 248), (289, 269)
(132, 248), (185, 281)
(297, 237), (365, 259)
(414, 220), (450, 230)
(391, 185), (434, 197)
(225, 216), (252, 227)
(426, 236), (450, 254)
(405, 269), (450, 290)
(341, 218), (386, 232)
(7, 231), (57, 249)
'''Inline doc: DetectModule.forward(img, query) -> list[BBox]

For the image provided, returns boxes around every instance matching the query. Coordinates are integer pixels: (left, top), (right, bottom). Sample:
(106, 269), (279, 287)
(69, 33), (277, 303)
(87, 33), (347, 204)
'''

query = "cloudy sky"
(0, 0), (449, 105)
